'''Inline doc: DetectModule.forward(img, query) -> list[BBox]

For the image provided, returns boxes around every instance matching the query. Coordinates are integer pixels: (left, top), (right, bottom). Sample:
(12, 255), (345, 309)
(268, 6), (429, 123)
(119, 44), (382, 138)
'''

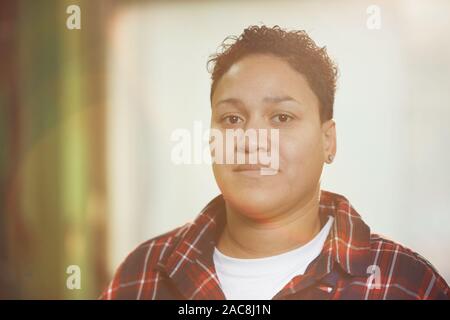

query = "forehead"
(212, 54), (319, 109)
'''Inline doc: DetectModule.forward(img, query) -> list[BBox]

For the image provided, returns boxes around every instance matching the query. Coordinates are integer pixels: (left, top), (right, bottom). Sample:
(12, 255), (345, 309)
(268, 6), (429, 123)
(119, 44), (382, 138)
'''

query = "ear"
(321, 119), (337, 164)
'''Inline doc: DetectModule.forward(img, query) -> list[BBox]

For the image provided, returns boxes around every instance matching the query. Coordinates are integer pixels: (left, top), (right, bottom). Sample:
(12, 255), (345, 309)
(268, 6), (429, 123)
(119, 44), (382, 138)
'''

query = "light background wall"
(106, 0), (450, 283)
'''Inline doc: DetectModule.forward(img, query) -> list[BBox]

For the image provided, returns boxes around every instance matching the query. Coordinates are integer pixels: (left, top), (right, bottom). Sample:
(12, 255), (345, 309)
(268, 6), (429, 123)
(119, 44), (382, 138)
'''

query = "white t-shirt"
(213, 216), (334, 300)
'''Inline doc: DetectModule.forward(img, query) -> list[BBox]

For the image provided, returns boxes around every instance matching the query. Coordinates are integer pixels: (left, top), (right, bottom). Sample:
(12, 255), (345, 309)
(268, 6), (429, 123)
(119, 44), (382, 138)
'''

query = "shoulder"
(121, 223), (190, 269)
(365, 233), (449, 299)
(99, 222), (191, 299)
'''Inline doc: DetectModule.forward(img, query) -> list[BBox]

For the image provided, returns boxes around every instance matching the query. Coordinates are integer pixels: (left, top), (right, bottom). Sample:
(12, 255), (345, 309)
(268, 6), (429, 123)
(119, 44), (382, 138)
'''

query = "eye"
(222, 115), (244, 125)
(272, 113), (294, 123)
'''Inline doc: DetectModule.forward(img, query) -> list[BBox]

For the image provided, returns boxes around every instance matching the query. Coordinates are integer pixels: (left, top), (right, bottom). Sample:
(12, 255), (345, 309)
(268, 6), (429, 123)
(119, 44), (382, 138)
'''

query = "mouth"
(234, 164), (267, 171)
(233, 164), (278, 176)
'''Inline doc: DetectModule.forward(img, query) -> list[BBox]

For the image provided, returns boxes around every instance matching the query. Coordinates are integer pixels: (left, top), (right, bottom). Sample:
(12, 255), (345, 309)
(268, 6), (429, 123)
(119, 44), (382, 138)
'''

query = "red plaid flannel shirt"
(100, 190), (450, 300)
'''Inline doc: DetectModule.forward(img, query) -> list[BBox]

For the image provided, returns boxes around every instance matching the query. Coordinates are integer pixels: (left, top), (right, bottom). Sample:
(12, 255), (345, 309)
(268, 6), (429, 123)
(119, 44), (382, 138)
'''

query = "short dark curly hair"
(207, 25), (338, 122)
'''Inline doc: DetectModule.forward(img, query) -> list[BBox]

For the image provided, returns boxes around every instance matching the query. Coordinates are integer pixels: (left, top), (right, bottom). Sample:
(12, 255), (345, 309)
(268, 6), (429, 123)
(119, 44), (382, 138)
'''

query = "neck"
(217, 186), (322, 259)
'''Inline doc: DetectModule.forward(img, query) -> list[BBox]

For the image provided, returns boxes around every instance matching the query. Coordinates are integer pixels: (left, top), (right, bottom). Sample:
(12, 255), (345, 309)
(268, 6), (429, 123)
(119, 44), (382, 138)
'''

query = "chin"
(223, 188), (284, 220)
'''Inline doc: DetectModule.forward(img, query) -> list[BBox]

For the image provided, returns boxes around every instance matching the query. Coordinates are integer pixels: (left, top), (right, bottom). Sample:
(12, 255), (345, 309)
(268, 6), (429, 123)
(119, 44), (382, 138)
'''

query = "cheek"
(280, 129), (324, 181)
(212, 163), (235, 193)
(212, 163), (229, 180)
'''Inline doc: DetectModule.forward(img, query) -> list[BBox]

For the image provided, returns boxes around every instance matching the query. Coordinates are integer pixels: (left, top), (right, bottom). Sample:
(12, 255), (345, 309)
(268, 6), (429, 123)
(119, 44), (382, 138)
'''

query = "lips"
(233, 164), (270, 172)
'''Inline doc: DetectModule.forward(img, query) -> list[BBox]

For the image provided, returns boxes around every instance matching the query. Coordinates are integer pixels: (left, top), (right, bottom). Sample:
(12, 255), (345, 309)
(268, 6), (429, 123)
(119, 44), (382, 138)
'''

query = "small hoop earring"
(327, 154), (334, 163)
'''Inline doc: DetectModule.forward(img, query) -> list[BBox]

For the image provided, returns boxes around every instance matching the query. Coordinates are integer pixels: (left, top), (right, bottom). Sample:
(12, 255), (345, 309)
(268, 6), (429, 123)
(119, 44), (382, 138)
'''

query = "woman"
(101, 25), (449, 300)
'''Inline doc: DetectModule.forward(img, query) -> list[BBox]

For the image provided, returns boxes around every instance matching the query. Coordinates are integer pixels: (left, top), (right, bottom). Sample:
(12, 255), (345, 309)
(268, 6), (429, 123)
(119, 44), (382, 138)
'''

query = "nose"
(236, 116), (271, 155)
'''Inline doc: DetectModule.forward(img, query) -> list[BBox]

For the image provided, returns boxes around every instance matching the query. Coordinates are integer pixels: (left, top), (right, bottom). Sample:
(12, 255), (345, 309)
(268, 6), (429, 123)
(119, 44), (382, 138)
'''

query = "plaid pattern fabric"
(100, 190), (450, 300)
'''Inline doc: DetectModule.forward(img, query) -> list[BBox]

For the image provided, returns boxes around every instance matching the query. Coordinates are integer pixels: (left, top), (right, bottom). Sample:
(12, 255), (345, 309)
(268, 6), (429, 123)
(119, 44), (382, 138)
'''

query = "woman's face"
(211, 54), (335, 220)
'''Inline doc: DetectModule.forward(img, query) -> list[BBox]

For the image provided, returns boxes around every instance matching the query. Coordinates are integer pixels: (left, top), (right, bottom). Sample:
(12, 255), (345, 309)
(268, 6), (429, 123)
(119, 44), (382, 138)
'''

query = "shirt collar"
(318, 190), (372, 277)
(156, 190), (372, 287)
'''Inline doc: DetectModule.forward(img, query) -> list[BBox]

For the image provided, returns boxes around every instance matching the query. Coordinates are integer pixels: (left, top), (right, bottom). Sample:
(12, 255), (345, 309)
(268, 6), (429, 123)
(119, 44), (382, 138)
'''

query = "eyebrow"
(214, 95), (301, 108)
(263, 95), (300, 105)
